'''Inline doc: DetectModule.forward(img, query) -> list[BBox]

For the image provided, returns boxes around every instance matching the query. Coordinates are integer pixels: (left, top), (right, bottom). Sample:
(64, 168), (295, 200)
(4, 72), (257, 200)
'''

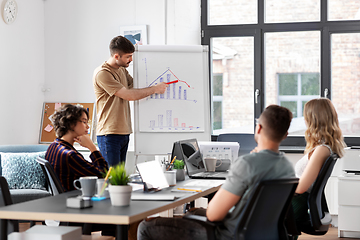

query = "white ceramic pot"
(109, 184), (132, 206)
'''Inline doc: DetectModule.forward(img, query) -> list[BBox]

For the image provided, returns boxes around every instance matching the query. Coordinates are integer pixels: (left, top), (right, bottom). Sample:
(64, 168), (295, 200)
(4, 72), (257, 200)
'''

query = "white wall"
(43, 0), (201, 102)
(0, 0), (200, 145)
(0, 0), (45, 144)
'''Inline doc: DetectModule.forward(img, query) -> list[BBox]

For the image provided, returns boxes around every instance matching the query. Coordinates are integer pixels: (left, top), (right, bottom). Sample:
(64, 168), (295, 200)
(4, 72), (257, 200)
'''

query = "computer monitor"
(171, 138), (205, 175)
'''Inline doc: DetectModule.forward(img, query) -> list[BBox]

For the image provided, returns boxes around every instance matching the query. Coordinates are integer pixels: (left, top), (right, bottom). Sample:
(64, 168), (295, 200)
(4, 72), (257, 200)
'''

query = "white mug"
(73, 176), (98, 197)
(204, 157), (222, 172)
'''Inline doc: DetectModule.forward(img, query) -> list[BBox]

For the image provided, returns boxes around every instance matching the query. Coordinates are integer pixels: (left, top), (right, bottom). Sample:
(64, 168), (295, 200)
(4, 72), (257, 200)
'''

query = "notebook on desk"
(171, 138), (228, 180)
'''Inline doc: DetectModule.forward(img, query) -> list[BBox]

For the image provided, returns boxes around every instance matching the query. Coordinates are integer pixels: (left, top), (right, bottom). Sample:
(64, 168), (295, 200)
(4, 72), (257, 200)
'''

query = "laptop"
(136, 160), (169, 190)
(171, 138), (229, 179)
(131, 161), (179, 201)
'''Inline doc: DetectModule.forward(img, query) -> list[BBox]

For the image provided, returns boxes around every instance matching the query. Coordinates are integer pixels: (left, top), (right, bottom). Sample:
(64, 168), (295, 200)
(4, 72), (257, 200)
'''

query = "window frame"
(202, 0), (360, 146)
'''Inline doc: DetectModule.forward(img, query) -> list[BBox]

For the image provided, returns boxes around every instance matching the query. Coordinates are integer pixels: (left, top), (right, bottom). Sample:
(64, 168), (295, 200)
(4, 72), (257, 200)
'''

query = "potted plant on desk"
(173, 159), (185, 181)
(108, 163), (132, 206)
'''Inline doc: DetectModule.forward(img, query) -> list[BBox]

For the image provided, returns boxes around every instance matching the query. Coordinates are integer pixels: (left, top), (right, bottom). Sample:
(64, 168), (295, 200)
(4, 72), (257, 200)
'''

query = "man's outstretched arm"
(115, 82), (167, 101)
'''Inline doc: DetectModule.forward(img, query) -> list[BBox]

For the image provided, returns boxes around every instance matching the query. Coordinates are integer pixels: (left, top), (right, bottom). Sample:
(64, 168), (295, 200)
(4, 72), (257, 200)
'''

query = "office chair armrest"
(183, 214), (221, 227)
(320, 212), (332, 225)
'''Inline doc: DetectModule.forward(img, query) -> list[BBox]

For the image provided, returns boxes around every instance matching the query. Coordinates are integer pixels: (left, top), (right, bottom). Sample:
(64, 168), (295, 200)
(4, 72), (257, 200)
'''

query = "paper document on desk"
(183, 180), (225, 187)
(131, 193), (178, 201)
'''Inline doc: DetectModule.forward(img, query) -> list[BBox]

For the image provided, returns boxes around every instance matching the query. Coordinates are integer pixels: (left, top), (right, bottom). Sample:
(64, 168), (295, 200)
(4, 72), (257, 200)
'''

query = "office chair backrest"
(36, 157), (64, 196)
(217, 133), (257, 157)
(234, 178), (299, 240)
(307, 154), (338, 233)
(35, 157), (81, 229)
(0, 176), (19, 236)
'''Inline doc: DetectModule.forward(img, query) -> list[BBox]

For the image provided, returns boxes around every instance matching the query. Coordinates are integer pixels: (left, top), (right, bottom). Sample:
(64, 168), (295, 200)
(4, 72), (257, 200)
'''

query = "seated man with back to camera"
(137, 105), (296, 240)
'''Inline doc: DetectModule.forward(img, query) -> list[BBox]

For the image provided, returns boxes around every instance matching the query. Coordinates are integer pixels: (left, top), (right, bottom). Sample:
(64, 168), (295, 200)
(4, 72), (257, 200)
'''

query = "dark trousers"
(137, 208), (211, 240)
(97, 134), (129, 166)
(290, 192), (310, 239)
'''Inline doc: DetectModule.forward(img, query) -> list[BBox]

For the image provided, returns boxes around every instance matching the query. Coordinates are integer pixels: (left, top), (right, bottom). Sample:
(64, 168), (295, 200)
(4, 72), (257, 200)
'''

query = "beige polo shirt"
(93, 62), (133, 135)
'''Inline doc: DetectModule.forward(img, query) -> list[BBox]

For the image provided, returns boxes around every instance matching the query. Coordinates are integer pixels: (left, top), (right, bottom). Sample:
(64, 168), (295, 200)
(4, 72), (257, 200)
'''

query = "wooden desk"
(0, 179), (223, 240)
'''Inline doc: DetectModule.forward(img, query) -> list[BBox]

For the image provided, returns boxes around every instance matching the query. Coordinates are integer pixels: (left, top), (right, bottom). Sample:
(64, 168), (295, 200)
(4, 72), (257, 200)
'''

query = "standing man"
(93, 36), (167, 166)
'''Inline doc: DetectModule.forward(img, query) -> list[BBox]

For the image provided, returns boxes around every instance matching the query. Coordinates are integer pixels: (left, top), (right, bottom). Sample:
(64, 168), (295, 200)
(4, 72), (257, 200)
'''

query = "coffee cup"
(204, 157), (221, 172)
(73, 176), (98, 197)
(95, 178), (109, 198)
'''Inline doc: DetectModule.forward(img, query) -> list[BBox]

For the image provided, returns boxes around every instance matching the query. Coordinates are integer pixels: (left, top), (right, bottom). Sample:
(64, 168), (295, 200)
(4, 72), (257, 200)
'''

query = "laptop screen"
(136, 161), (169, 190)
(171, 138), (206, 175)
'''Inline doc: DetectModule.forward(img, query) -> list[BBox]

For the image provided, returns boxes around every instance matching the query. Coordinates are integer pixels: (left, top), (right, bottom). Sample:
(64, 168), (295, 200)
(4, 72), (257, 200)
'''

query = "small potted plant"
(107, 163), (132, 206)
(173, 159), (185, 181)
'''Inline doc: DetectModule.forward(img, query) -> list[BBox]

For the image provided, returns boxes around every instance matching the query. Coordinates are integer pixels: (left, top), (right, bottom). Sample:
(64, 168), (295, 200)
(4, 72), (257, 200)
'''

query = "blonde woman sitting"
(292, 98), (346, 233)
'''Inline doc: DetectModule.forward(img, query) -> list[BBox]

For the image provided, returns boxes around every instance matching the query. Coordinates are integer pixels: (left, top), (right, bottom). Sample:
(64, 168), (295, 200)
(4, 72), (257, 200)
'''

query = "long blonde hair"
(304, 98), (346, 158)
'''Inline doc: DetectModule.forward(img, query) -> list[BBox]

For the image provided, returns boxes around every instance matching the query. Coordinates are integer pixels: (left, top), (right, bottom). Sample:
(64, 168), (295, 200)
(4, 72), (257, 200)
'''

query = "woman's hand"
(74, 135), (97, 152)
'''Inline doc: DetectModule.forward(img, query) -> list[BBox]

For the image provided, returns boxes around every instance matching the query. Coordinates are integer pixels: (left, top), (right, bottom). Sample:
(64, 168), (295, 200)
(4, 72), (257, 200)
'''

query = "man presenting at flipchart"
(93, 36), (167, 166)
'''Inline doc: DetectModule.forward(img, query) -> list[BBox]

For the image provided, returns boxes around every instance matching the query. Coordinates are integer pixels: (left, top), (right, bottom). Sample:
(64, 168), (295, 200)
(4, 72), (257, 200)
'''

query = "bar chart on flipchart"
(136, 47), (206, 133)
(133, 45), (210, 155)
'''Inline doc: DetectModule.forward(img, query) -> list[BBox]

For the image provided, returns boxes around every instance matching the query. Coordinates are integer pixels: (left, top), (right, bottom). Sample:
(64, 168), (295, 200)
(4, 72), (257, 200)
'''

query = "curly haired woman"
(45, 104), (108, 191)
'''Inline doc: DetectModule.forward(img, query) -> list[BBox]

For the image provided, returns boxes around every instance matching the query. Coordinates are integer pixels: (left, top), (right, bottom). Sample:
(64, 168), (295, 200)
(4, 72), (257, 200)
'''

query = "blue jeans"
(97, 134), (129, 166)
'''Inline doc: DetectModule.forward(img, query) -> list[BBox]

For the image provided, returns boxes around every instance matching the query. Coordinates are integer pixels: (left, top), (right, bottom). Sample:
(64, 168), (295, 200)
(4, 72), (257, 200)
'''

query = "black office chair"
(35, 156), (65, 196)
(0, 176), (19, 238)
(217, 133), (257, 157)
(185, 178), (299, 240)
(286, 154), (338, 238)
(35, 157), (108, 236)
(35, 157), (69, 228)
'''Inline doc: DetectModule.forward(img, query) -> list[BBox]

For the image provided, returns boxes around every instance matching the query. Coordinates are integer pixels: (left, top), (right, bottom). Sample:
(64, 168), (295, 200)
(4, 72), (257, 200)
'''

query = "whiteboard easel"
(133, 45), (211, 159)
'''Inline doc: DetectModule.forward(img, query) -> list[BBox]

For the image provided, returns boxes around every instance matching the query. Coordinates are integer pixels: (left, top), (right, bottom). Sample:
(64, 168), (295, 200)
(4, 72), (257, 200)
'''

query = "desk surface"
(0, 179), (223, 225)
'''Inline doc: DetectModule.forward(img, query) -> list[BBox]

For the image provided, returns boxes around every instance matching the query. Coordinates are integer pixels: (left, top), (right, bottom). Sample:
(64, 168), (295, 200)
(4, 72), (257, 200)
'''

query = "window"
(202, 0), (360, 144)
(265, 31), (320, 135)
(265, 0), (320, 23)
(331, 33), (360, 136)
(208, 0), (257, 25)
(328, 0), (360, 21)
(278, 73), (320, 134)
(211, 37), (254, 135)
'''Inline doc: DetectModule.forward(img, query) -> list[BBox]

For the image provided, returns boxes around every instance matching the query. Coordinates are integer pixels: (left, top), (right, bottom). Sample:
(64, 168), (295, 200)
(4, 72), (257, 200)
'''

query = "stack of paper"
(8, 225), (82, 240)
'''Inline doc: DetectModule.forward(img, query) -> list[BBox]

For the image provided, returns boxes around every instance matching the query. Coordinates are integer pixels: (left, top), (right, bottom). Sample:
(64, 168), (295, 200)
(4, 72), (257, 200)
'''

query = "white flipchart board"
(133, 45), (211, 155)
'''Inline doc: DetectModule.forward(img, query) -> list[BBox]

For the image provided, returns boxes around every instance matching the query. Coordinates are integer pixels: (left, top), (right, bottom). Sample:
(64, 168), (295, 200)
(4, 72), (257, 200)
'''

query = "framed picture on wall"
(120, 25), (148, 45)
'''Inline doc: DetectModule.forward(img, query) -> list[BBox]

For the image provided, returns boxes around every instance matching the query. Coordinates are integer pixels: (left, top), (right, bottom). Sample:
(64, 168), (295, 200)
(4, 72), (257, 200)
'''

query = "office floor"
(298, 227), (357, 240)
(19, 222), (359, 240)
